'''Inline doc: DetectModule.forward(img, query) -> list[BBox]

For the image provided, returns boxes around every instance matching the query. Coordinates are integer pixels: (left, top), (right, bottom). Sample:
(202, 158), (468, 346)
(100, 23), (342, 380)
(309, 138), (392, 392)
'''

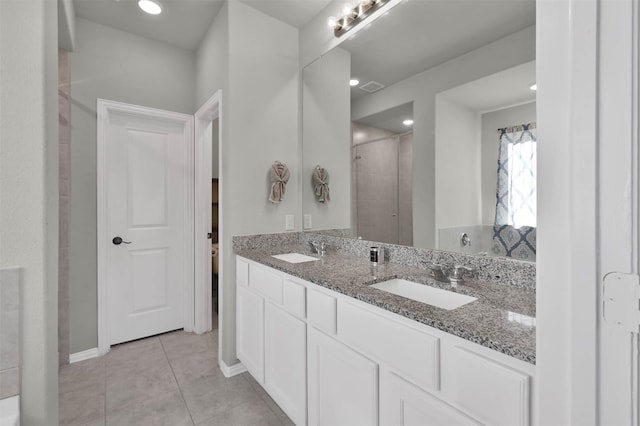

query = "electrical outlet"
(303, 214), (312, 229)
(285, 214), (294, 230)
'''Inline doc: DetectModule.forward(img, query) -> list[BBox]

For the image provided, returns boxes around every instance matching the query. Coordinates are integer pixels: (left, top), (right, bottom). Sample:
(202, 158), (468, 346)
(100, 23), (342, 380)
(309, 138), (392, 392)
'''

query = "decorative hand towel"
(269, 161), (290, 203)
(313, 165), (331, 203)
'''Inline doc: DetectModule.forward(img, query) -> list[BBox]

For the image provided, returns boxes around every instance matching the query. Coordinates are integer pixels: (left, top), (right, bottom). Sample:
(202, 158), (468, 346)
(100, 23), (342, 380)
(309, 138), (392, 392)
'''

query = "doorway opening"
(211, 119), (220, 330)
(194, 92), (222, 344)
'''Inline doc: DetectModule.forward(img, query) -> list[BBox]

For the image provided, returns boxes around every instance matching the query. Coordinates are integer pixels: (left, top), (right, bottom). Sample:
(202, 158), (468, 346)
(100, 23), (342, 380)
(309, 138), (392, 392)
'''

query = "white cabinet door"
(448, 346), (530, 426)
(236, 285), (264, 382)
(308, 327), (378, 426)
(265, 302), (307, 426)
(380, 370), (480, 426)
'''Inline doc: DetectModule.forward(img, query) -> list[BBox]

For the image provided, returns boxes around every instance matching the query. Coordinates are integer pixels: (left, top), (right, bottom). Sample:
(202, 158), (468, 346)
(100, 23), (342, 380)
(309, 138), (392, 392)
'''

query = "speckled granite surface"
(234, 241), (536, 365)
(233, 231), (536, 289)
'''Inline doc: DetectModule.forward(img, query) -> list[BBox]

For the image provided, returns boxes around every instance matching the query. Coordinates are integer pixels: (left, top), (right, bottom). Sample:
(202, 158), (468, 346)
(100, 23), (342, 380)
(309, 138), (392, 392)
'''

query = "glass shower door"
(354, 137), (400, 244)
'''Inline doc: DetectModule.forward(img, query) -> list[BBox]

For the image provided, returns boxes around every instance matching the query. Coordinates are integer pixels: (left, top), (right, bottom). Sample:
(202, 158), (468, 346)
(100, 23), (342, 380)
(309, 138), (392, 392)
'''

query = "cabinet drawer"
(308, 288), (337, 335)
(283, 278), (306, 319)
(236, 257), (249, 287)
(249, 263), (283, 303)
(450, 346), (530, 426)
(338, 300), (440, 392)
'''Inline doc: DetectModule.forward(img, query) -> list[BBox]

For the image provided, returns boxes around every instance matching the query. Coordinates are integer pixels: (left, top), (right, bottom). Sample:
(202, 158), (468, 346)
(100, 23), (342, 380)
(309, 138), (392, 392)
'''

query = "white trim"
(97, 100), (109, 356)
(0, 395), (19, 425)
(184, 107), (196, 334)
(597, 0), (640, 424)
(194, 91), (221, 335)
(69, 348), (100, 364)
(96, 99), (195, 354)
(219, 359), (246, 378)
(217, 95), (225, 369)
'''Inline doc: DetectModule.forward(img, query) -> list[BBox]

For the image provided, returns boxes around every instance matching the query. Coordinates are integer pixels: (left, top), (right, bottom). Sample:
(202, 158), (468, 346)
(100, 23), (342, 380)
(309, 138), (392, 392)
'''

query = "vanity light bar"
(329, 0), (391, 37)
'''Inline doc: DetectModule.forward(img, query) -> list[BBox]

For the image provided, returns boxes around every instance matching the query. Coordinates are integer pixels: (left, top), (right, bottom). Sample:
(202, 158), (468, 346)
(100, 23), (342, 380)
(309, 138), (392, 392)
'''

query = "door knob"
(112, 236), (131, 245)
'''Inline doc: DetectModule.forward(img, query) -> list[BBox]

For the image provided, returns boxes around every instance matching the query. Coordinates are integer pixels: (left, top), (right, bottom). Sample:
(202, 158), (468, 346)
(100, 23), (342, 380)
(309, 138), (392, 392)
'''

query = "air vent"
(359, 81), (385, 93)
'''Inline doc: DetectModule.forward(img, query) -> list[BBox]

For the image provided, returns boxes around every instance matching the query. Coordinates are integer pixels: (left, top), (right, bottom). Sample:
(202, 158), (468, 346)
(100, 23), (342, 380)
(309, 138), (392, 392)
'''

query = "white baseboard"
(69, 348), (101, 364)
(219, 359), (247, 378)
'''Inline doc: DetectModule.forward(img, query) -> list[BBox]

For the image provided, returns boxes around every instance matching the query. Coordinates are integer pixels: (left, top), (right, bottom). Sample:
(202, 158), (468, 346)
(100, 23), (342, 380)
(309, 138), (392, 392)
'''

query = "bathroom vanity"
(234, 243), (536, 426)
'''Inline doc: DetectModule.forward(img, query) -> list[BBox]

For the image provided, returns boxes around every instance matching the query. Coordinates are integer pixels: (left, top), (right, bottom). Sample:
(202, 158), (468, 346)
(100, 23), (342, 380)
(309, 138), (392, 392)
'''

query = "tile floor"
(59, 330), (294, 426)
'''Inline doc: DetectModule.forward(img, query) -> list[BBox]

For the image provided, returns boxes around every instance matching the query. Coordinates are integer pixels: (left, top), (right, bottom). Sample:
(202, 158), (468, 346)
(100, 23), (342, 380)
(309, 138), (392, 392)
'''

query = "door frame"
(194, 91), (222, 336)
(96, 99), (195, 355)
(538, 0), (640, 423)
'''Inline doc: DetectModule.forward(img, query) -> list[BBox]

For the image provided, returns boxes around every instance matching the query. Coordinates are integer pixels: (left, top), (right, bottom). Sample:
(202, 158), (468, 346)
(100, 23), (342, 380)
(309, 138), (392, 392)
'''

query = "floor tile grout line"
(241, 373), (292, 426)
(159, 334), (197, 426)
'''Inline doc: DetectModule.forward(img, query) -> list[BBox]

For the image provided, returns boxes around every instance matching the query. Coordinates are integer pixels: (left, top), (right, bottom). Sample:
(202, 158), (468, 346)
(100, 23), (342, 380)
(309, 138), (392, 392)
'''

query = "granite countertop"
(236, 244), (536, 365)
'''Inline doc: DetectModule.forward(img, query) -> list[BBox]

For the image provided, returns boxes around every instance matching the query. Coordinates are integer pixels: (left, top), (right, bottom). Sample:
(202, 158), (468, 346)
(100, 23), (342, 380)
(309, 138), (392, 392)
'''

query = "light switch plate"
(285, 214), (294, 230)
(303, 214), (312, 229)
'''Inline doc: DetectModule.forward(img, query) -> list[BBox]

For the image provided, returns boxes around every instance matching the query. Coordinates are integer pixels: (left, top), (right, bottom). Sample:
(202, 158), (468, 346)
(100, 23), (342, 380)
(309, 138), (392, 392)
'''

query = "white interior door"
(98, 99), (194, 346)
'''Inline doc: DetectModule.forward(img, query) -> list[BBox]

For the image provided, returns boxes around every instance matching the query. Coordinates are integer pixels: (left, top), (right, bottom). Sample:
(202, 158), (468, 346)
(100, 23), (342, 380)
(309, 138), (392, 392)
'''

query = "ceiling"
(73, 0), (332, 51)
(354, 102), (413, 134)
(343, 0), (536, 100)
(354, 61), (536, 134)
(438, 61), (536, 113)
(239, 0), (332, 29)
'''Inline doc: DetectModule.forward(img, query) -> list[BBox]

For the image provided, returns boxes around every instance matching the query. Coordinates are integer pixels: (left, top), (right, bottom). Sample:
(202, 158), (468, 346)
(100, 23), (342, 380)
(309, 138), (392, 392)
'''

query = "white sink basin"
(370, 279), (477, 310)
(272, 253), (319, 263)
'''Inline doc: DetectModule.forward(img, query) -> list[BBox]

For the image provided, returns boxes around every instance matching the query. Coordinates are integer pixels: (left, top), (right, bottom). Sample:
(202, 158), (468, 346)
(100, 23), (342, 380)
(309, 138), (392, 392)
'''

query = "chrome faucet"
(425, 263), (449, 283)
(309, 241), (327, 256)
(423, 262), (475, 285)
(448, 265), (474, 285)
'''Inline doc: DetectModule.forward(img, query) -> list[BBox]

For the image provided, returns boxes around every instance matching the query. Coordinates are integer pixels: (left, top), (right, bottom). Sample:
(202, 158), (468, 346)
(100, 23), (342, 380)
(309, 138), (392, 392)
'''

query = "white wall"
(222, 0), (299, 364)
(69, 18), (196, 353)
(195, 1), (228, 109)
(196, 0), (300, 366)
(480, 102), (536, 224)
(352, 26), (535, 249)
(302, 47), (351, 231)
(58, 0), (75, 51)
(0, 0), (59, 423)
(398, 132), (413, 245)
(434, 96), (481, 240)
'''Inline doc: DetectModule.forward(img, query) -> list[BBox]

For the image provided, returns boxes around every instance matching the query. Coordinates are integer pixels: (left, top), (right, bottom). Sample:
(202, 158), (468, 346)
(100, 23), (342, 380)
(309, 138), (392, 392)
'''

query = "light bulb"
(327, 16), (338, 27)
(350, 79), (360, 87)
(138, 0), (162, 15)
(403, 119), (414, 126)
(529, 83), (537, 91)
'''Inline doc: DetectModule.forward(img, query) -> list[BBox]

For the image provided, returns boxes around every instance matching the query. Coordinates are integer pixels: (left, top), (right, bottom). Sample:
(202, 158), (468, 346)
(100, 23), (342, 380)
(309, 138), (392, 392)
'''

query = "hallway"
(58, 330), (293, 426)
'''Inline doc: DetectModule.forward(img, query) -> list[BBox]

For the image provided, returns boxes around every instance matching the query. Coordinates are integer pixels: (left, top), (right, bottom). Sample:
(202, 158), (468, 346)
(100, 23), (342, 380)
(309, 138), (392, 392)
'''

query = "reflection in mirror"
(302, 0), (536, 261)
(302, 48), (352, 232)
(435, 61), (536, 261)
(352, 103), (414, 246)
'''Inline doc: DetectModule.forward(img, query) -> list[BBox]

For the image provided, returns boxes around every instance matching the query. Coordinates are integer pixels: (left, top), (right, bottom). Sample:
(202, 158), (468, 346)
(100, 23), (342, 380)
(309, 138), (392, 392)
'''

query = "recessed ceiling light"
(529, 83), (537, 91)
(403, 119), (414, 126)
(138, 0), (162, 15)
(350, 79), (360, 87)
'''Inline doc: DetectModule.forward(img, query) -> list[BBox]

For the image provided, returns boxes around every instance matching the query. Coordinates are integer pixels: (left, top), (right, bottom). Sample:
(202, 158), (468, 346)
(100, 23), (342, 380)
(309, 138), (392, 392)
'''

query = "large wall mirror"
(302, 0), (536, 262)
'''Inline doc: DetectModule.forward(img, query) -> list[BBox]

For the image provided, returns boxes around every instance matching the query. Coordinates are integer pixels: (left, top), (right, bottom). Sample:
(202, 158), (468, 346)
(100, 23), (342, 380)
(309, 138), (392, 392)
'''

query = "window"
(495, 124), (537, 229)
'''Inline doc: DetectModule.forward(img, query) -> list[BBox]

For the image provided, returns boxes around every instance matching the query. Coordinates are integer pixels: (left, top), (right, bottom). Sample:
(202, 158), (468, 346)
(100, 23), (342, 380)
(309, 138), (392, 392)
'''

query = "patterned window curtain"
(495, 123), (537, 228)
